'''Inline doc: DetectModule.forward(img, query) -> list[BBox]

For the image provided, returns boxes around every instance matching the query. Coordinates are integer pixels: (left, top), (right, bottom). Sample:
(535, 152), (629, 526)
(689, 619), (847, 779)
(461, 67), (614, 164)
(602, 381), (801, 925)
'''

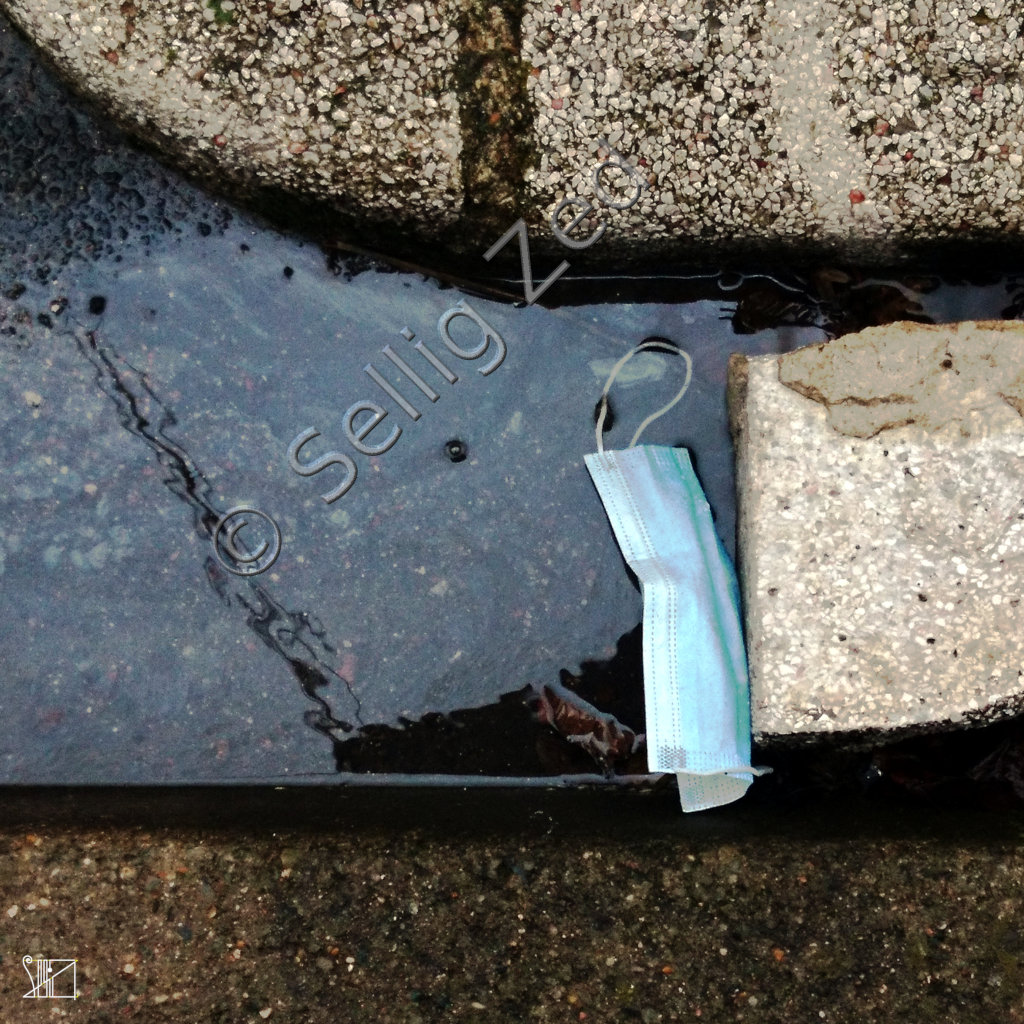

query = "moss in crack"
(209, 53), (244, 84)
(206, 0), (235, 26)
(452, 0), (536, 234)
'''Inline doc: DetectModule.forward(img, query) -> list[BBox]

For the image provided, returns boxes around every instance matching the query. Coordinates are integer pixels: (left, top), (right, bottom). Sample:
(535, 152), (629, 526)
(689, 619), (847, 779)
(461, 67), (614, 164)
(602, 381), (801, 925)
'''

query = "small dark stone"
(283, 266), (294, 278)
(197, 221), (212, 237)
(88, 295), (107, 315)
(444, 439), (468, 463)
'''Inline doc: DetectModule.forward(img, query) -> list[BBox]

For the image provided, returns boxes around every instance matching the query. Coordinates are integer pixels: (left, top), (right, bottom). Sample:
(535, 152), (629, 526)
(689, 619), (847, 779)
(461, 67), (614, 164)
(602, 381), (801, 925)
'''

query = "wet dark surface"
(4, 13), (1024, 805)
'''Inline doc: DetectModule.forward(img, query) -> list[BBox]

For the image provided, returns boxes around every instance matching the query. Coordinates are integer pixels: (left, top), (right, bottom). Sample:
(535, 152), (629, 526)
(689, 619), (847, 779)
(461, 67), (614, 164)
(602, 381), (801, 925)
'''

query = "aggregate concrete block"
(730, 322), (1024, 742)
(1, 0), (464, 232)
(6, 0), (1024, 266)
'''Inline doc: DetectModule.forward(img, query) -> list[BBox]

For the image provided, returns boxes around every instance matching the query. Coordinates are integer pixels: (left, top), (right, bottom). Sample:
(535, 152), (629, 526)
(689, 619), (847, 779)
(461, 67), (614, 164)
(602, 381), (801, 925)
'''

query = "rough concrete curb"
(731, 321), (1024, 744)
(3, 0), (1024, 271)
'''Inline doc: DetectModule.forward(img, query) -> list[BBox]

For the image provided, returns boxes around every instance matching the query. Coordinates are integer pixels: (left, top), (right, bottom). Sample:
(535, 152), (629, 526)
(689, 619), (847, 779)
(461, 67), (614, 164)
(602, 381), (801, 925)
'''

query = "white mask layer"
(584, 342), (769, 811)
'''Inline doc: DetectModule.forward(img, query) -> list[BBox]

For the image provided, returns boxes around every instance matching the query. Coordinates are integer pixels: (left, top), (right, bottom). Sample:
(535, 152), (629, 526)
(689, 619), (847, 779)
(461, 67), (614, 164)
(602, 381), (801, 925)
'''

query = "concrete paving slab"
(731, 321), (1024, 742)
(2, 0), (465, 235)
(3, 0), (1024, 266)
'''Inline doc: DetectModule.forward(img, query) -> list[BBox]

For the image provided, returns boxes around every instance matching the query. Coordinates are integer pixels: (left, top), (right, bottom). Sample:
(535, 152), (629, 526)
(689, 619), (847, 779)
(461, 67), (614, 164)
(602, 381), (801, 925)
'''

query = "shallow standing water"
(3, 14), (1024, 800)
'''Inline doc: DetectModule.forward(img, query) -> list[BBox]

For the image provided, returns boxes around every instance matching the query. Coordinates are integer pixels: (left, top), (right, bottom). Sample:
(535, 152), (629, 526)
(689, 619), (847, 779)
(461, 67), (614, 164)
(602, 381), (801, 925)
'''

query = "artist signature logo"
(22, 956), (78, 999)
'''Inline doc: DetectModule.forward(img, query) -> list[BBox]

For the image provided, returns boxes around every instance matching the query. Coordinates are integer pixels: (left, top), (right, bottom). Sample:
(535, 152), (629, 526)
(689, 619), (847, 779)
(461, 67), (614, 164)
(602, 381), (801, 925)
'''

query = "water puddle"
(2, 14), (1023, 805)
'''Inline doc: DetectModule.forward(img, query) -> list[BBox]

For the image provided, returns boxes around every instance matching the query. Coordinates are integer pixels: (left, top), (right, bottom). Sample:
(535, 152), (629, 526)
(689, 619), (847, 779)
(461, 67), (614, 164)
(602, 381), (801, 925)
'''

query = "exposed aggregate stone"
(732, 322), (1024, 742)
(4, 0), (1024, 263)
(2, 0), (463, 232)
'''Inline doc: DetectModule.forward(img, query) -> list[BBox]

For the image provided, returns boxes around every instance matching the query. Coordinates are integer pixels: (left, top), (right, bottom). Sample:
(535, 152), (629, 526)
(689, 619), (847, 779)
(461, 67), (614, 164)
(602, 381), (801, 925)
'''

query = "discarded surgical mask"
(584, 341), (769, 812)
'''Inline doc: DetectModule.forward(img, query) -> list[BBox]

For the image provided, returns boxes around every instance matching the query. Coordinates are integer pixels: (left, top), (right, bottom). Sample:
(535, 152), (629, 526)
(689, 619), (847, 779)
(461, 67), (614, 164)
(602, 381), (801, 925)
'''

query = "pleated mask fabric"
(584, 342), (769, 811)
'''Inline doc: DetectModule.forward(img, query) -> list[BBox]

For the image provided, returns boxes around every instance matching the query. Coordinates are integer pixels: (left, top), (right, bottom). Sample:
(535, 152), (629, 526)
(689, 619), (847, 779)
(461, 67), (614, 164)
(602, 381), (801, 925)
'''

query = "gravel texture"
(2, 0), (464, 238)
(3, 813), (1024, 1023)
(524, 0), (1024, 262)
(3, 0), (1024, 266)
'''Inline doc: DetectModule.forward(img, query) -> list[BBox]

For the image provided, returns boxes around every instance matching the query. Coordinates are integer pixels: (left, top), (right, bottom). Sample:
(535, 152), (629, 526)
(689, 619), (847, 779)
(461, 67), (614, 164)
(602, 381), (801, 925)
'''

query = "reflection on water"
(2, 13), (1024, 803)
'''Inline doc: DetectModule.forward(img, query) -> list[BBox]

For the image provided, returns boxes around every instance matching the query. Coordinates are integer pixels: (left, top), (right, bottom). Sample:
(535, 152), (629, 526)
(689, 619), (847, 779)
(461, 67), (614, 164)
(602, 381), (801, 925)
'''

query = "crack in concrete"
(777, 322), (1024, 438)
(73, 322), (367, 742)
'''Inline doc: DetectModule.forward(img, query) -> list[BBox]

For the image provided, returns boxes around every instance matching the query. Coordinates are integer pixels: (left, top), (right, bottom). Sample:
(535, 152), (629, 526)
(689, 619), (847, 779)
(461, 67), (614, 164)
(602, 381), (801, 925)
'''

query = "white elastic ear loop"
(594, 341), (693, 453)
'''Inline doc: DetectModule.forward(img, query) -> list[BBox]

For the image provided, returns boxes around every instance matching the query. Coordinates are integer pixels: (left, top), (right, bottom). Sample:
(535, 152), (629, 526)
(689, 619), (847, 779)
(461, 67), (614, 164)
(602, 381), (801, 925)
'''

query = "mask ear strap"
(594, 341), (693, 453)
